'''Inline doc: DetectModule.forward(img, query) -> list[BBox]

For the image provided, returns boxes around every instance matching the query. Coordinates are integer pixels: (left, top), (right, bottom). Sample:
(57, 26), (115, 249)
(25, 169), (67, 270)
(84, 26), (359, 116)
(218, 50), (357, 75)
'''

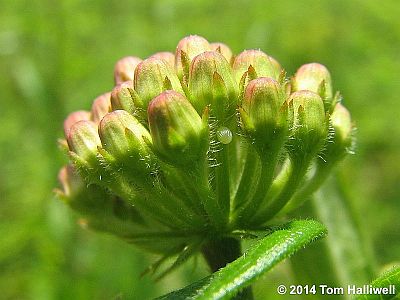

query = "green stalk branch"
(215, 143), (231, 226)
(251, 158), (309, 224)
(280, 161), (333, 214)
(236, 153), (279, 226)
(232, 146), (260, 211)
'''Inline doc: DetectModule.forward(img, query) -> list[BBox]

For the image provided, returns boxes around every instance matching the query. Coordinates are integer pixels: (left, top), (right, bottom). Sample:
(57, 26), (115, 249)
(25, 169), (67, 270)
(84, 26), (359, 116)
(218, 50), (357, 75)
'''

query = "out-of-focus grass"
(1, 0), (399, 299)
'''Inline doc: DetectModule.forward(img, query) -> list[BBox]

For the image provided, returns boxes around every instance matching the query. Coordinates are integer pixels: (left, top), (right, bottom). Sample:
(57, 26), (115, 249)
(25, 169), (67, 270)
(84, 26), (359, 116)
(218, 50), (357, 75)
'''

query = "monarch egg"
(216, 127), (233, 144)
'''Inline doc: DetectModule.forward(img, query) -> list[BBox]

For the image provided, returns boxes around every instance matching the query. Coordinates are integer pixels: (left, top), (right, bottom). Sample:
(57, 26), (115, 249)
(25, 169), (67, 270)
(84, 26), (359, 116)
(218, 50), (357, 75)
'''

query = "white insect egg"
(216, 127), (233, 144)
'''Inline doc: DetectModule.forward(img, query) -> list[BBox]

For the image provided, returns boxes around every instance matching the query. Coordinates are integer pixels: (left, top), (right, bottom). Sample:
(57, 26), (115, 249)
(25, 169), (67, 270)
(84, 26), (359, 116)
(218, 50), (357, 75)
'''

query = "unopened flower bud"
(63, 110), (91, 138)
(134, 57), (184, 108)
(189, 51), (237, 115)
(175, 35), (211, 79)
(289, 91), (327, 156)
(57, 165), (141, 234)
(67, 120), (101, 165)
(99, 110), (151, 163)
(110, 81), (137, 113)
(240, 77), (288, 153)
(58, 165), (83, 198)
(292, 63), (333, 101)
(91, 92), (111, 124)
(329, 103), (353, 156)
(114, 56), (142, 85)
(56, 165), (100, 213)
(210, 42), (233, 63)
(233, 50), (281, 83)
(148, 90), (208, 166)
(149, 52), (175, 69)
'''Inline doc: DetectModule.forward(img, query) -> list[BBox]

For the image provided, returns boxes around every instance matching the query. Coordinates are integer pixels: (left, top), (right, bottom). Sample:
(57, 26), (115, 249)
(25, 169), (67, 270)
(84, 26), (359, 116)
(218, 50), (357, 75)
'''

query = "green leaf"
(156, 219), (327, 300)
(353, 266), (400, 300)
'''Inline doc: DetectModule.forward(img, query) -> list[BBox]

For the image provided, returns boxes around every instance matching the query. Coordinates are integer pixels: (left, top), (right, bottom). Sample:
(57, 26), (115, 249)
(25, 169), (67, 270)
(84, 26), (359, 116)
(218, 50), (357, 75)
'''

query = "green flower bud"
(91, 92), (111, 124)
(134, 57), (184, 108)
(149, 52), (175, 69)
(67, 120), (101, 165)
(188, 51), (237, 116)
(292, 63), (333, 101)
(210, 42), (233, 63)
(289, 91), (328, 156)
(326, 102), (354, 159)
(331, 103), (352, 144)
(64, 118), (110, 185)
(114, 56), (142, 85)
(175, 35), (211, 80)
(148, 90), (208, 166)
(233, 49), (281, 84)
(98, 110), (151, 168)
(240, 77), (288, 153)
(63, 110), (91, 138)
(110, 81), (138, 114)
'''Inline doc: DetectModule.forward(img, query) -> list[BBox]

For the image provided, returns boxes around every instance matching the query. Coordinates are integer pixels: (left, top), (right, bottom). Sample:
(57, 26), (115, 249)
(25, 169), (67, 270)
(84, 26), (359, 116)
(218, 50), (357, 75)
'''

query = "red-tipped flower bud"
(91, 92), (111, 124)
(240, 77), (288, 153)
(57, 165), (133, 228)
(175, 35), (211, 79)
(110, 81), (137, 113)
(58, 165), (83, 198)
(67, 120), (101, 164)
(99, 110), (151, 163)
(292, 63), (333, 101)
(210, 42), (233, 63)
(149, 52), (175, 69)
(114, 56), (142, 85)
(188, 51), (237, 115)
(233, 50), (281, 83)
(289, 91), (328, 156)
(148, 90), (208, 166)
(330, 103), (353, 156)
(134, 57), (184, 109)
(63, 110), (91, 138)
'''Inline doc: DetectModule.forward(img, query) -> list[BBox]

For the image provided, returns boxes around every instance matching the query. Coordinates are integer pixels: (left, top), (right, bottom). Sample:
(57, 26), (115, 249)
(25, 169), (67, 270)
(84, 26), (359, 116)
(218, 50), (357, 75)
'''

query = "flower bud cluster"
(57, 35), (354, 254)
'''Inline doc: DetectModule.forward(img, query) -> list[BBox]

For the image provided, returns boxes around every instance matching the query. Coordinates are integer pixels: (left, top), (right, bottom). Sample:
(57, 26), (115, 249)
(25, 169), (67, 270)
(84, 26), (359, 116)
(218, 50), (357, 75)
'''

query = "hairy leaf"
(353, 266), (400, 300)
(157, 219), (327, 300)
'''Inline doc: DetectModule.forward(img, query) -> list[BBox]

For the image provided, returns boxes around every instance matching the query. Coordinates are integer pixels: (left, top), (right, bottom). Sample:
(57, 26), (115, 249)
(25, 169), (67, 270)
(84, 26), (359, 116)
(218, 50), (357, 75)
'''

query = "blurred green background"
(1, 0), (399, 299)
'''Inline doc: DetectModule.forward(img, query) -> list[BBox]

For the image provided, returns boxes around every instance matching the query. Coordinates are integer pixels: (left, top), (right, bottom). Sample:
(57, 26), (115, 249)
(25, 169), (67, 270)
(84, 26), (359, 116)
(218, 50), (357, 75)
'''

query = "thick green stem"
(201, 237), (254, 300)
